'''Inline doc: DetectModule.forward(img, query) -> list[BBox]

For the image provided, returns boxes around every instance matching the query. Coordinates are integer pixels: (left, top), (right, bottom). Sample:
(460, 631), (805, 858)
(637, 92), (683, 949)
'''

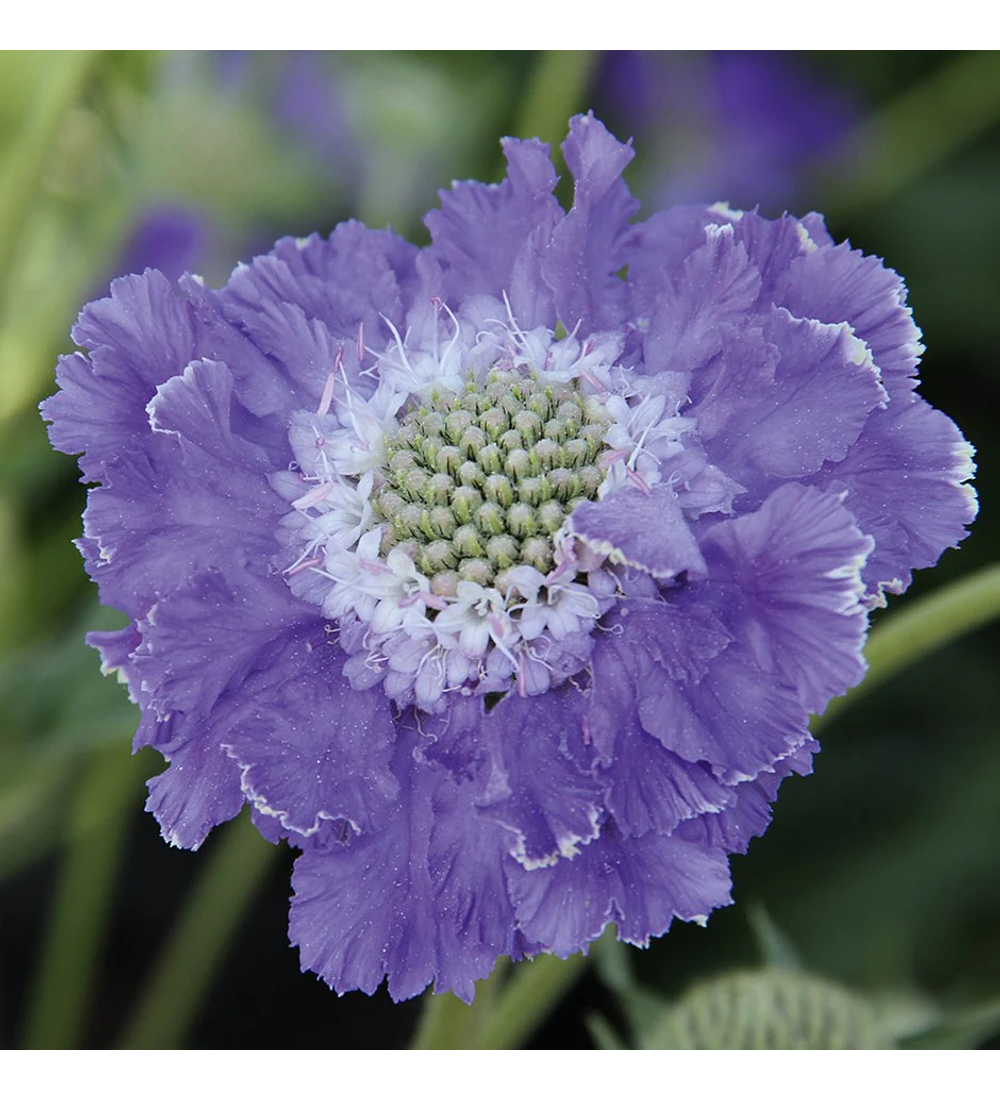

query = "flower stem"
(410, 958), (510, 1049)
(117, 811), (279, 1049)
(817, 563), (1000, 730)
(511, 52), (598, 150)
(413, 950), (589, 1049)
(21, 743), (146, 1049)
(473, 951), (589, 1049)
(823, 51), (1000, 218)
(0, 52), (98, 300)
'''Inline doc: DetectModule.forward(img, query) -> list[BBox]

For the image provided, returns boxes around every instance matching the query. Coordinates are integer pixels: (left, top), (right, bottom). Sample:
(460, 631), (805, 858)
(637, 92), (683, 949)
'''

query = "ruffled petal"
(426, 136), (561, 309)
(704, 483), (873, 713)
(569, 484), (706, 579)
(143, 725), (245, 850)
(139, 624), (346, 850)
(583, 610), (734, 838)
(221, 222), (417, 343)
(509, 825), (733, 956)
(478, 688), (605, 869)
(596, 597), (809, 782)
(729, 210), (810, 297)
(640, 221), (762, 375)
(813, 395), (978, 603)
(40, 271), (199, 478)
(778, 239), (924, 399)
(222, 641), (398, 838)
(603, 731), (733, 841)
(677, 741), (818, 854)
(79, 359), (285, 617)
(132, 569), (308, 718)
(544, 112), (639, 331)
(694, 307), (888, 485)
(289, 744), (517, 1002)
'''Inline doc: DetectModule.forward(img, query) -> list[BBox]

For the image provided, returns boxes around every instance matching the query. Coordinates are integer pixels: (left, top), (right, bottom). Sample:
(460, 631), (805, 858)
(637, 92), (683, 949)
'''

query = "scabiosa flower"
(42, 114), (976, 1002)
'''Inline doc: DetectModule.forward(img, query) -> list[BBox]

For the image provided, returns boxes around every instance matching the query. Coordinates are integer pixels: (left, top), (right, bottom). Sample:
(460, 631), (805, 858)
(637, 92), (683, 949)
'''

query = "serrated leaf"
(643, 967), (890, 1050)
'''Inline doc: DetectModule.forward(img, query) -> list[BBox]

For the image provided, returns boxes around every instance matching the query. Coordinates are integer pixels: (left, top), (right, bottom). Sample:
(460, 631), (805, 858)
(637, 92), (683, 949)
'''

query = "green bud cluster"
(372, 369), (612, 594)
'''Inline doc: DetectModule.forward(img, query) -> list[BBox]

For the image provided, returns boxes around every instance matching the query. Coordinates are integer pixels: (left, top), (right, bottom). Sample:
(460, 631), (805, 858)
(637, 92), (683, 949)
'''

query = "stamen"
(293, 482), (335, 511)
(286, 555), (324, 576)
(317, 371), (336, 417)
(625, 467), (652, 494)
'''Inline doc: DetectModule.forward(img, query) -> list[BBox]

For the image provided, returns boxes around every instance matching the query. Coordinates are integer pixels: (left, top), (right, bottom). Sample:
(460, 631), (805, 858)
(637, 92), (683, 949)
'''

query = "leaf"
(643, 967), (890, 1049)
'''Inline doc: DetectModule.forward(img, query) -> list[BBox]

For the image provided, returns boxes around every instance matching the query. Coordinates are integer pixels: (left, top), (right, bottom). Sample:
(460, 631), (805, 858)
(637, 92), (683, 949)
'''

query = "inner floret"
(275, 301), (696, 710)
(372, 369), (613, 594)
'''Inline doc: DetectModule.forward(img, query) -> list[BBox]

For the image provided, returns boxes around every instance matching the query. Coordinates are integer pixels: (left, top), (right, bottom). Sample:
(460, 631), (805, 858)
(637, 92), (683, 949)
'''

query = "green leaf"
(586, 1013), (629, 1050)
(643, 967), (890, 1050)
(900, 998), (1000, 1050)
(747, 902), (804, 970)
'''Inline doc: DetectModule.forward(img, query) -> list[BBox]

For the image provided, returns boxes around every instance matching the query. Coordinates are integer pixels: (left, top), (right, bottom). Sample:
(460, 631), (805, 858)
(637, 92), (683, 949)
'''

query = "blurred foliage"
(0, 50), (998, 1049)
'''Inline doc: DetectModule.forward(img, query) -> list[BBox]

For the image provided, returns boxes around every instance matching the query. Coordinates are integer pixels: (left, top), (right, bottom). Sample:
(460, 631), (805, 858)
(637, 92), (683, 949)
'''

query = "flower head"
(42, 114), (976, 1002)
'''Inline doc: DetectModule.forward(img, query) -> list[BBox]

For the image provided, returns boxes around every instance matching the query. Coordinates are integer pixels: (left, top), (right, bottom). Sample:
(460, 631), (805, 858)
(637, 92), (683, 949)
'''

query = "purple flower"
(597, 51), (858, 211)
(42, 114), (975, 1002)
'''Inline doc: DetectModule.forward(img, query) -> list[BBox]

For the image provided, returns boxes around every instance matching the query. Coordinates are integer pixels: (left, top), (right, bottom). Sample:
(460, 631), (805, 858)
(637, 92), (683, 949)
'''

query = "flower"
(42, 113), (976, 1003)
(596, 51), (859, 212)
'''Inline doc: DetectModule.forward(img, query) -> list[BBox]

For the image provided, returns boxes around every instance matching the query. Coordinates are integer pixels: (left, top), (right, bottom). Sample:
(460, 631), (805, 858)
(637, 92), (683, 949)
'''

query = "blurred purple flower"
(114, 207), (209, 285)
(42, 115), (975, 1002)
(597, 51), (858, 211)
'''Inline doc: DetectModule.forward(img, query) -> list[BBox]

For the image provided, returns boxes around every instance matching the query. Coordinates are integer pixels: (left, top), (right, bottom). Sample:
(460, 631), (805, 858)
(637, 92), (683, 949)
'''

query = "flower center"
(371, 368), (612, 594)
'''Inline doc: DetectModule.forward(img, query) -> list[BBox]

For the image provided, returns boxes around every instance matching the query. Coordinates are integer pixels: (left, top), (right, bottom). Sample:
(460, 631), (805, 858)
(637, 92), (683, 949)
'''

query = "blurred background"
(0, 50), (998, 1050)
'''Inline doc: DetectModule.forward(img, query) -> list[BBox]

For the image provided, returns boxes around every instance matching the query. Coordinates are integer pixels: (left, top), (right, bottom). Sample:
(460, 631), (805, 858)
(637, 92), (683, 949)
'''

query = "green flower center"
(372, 369), (612, 594)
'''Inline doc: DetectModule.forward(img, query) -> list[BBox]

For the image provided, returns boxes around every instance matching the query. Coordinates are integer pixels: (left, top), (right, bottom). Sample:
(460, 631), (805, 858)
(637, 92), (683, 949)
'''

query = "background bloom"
(41, 111), (976, 1005)
(595, 51), (859, 212)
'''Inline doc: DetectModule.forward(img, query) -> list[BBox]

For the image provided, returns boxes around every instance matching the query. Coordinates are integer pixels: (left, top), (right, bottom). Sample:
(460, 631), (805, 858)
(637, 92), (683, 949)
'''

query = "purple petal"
(600, 596), (809, 782)
(289, 745), (517, 1002)
(640, 221), (762, 375)
(478, 688), (605, 868)
(728, 211), (810, 297)
(142, 624), (344, 850)
(220, 222), (418, 353)
(543, 113), (638, 331)
(78, 359), (285, 616)
(705, 483), (873, 713)
(696, 306), (888, 485)
(569, 484), (707, 579)
(584, 607), (734, 837)
(778, 240), (924, 399)
(143, 726), (245, 850)
(222, 641), (398, 838)
(814, 395), (978, 603)
(132, 570), (309, 718)
(426, 136), (561, 311)
(41, 271), (198, 478)
(509, 825), (733, 957)
(677, 741), (817, 854)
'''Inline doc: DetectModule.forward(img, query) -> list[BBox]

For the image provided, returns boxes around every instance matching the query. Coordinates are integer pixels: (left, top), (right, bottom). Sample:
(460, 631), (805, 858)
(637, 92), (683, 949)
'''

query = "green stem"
(473, 951), (589, 1049)
(21, 743), (146, 1049)
(117, 811), (279, 1049)
(0, 52), (98, 299)
(511, 51), (598, 148)
(823, 51), (1000, 218)
(411, 957), (510, 1049)
(413, 952), (588, 1050)
(817, 563), (1000, 731)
